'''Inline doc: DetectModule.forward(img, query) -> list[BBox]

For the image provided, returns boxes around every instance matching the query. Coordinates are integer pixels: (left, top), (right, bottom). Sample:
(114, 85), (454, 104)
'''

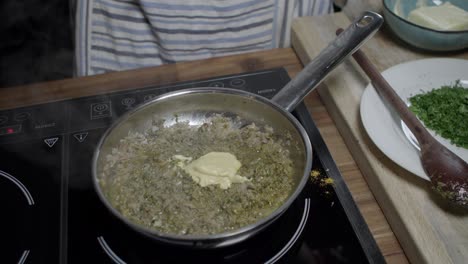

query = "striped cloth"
(76, 0), (333, 76)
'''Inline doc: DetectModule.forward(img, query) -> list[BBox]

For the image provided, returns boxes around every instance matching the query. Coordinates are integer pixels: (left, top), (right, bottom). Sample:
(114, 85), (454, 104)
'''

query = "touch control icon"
(208, 82), (224, 87)
(143, 94), (156, 102)
(0, 115), (7, 125)
(90, 102), (112, 120)
(257, 88), (276, 95)
(44, 137), (59, 148)
(73, 132), (88, 143)
(121, 97), (136, 109)
(14, 112), (31, 122)
(229, 79), (246, 88)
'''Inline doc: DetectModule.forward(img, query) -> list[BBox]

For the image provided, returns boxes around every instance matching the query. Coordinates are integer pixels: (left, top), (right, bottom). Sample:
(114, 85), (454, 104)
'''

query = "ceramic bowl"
(382, 0), (468, 52)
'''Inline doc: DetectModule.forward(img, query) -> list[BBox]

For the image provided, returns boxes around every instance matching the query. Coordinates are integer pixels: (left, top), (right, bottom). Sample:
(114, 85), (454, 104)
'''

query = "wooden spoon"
(336, 29), (468, 207)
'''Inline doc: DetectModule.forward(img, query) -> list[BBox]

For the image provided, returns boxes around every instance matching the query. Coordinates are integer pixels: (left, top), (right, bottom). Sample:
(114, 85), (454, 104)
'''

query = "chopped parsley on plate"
(409, 81), (468, 149)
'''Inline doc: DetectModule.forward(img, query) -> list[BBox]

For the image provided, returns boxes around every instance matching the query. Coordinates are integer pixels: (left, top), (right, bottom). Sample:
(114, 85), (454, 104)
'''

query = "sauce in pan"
(100, 115), (298, 235)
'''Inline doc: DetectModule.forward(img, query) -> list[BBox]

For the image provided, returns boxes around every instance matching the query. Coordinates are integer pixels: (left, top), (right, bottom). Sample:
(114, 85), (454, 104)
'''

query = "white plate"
(360, 58), (468, 181)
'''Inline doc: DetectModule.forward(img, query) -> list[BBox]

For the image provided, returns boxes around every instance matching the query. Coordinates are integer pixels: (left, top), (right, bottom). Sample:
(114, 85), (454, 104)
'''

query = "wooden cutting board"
(291, 12), (468, 264)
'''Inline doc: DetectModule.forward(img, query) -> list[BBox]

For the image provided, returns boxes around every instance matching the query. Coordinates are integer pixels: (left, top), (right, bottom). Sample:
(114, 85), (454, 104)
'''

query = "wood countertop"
(0, 47), (406, 263)
(291, 9), (468, 264)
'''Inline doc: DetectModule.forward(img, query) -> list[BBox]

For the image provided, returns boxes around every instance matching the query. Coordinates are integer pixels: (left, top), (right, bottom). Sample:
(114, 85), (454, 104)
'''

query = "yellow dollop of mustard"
(174, 152), (249, 189)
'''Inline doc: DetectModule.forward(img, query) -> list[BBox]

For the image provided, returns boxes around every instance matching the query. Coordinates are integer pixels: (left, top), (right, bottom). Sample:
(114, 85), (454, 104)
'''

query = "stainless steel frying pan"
(92, 11), (383, 248)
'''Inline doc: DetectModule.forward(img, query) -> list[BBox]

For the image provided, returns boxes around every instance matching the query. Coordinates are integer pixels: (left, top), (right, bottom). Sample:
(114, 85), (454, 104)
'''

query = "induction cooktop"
(0, 68), (384, 264)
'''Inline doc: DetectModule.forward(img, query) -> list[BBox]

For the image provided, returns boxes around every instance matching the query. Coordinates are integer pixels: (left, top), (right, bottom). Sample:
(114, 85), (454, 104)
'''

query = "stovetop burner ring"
(18, 250), (31, 264)
(265, 198), (310, 264)
(95, 198), (310, 264)
(0, 170), (34, 205)
(97, 236), (126, 264)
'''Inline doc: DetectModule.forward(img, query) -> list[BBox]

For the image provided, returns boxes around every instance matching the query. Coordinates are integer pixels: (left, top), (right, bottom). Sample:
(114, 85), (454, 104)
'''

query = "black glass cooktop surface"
(0, 68), (384, 264)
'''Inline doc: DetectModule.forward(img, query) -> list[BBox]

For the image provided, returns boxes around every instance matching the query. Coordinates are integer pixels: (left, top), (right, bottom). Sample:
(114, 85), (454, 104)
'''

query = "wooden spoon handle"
(336, 29), (434, 147)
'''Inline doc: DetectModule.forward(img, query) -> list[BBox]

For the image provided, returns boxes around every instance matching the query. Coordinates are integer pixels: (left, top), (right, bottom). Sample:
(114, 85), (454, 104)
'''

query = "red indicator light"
(0, 125), (21, 136)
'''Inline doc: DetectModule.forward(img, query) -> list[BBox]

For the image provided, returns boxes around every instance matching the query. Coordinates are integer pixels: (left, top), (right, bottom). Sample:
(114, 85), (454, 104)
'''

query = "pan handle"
(271, 11), (383, 112)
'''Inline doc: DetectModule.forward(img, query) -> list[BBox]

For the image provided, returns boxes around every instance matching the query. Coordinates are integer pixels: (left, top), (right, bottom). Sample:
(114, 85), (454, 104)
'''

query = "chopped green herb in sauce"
(100, 115), (297, 235)
(409, 82), (468, 149)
